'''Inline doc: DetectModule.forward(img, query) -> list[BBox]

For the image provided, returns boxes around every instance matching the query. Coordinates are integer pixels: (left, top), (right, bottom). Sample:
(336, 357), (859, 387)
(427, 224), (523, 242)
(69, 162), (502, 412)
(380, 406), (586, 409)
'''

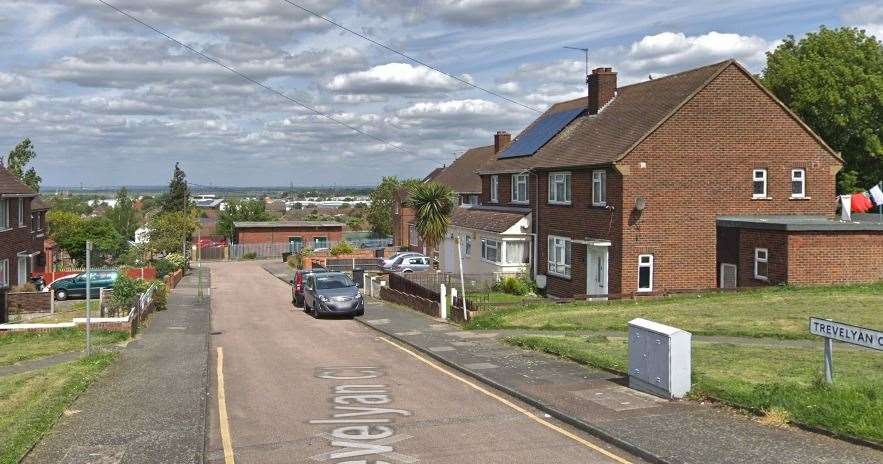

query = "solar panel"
(498, 107), (584, 159)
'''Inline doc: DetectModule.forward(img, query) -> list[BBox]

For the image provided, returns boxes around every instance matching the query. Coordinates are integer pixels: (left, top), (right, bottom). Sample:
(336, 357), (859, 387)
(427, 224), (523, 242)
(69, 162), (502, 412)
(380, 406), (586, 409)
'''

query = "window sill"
(754, 276), (768, 282)
(547, 271), (571, 280)
(751, 197), (773, 201)
(548, 201), (572, 206)
(788, 196), (811, 201)
(637, 288), (653, 293)
(511, 200), (530, 205)
(480, 258), (502, 265)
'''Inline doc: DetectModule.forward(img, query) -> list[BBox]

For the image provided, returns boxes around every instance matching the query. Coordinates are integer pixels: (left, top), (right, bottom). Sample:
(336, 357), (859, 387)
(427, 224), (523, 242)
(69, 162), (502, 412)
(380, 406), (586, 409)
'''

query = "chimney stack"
(588, 67), (617, 114)
(494, 131), (511, 154)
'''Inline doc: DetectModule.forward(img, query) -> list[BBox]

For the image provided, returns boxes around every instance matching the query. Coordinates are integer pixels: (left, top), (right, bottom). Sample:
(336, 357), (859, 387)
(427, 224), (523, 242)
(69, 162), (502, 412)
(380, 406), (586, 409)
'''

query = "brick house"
(233, 221), (345, 250)
(0, 166), (48, 288)
(476, 59), (879, 298)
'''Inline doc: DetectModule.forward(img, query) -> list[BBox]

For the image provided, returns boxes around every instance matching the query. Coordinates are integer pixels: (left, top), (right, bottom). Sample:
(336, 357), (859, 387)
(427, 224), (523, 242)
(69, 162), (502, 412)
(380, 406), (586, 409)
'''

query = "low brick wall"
(164, 269), (183, 289)
(7, 291), (51, 314)
(380, 286), (440, 318)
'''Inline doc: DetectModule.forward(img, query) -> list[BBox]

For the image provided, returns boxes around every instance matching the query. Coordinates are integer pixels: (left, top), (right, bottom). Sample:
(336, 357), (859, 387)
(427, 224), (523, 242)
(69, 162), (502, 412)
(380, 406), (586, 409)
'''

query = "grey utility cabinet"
(628, 318), (692, 399)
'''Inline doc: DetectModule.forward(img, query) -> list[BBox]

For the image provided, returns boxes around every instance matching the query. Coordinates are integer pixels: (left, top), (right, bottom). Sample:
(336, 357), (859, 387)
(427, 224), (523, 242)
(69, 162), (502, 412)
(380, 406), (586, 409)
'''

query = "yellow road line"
(377, 337), (634, 464)
(216, 346), (236, 464)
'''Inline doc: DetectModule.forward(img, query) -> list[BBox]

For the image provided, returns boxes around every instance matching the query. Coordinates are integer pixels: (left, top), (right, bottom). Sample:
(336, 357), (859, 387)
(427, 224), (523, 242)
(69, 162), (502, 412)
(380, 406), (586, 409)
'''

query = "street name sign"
(809, 318), (882, 351)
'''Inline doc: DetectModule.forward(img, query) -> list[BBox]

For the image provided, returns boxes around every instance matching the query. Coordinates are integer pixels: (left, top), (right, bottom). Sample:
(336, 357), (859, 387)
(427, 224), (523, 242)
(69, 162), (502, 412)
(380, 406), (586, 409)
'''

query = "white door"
(720, 264), (737, 289)
(17, 255), (28, 286)
(586, 246), (608, 297)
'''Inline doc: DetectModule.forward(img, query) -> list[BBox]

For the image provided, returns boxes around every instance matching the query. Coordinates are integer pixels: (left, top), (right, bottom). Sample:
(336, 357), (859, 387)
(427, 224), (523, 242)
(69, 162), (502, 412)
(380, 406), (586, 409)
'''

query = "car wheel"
(55, 289), (68, 301)
(403, 269), (413, 273)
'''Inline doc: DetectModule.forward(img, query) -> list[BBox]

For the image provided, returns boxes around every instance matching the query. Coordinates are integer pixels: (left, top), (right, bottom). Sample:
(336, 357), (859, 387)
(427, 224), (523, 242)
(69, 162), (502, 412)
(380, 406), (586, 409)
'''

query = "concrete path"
(23, 271), (211, 464)
(206, 260), (648, 464)
(357, 300), (883, 464)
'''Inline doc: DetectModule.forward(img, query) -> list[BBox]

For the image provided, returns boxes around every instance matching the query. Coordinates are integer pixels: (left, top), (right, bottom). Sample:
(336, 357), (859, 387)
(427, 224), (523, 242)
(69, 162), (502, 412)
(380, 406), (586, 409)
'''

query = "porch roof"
(451, 206), (529, 234)
(717, 214), (883, 232)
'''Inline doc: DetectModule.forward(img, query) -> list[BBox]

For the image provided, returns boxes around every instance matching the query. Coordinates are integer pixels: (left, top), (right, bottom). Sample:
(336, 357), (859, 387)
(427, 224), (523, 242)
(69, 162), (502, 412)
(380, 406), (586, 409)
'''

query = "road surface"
(205, 261), (647, 464)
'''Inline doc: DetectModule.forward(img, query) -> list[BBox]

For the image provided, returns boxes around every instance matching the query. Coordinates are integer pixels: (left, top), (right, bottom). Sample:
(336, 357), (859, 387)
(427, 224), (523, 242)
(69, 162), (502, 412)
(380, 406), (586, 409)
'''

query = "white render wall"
(439, 223), (530, 277)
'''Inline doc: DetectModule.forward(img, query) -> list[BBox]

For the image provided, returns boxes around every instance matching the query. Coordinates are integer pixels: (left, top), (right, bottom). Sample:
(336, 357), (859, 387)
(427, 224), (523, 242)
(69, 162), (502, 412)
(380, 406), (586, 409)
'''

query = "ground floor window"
(314, 236), (329, 249)
(547, 236), (571, 277)
(481, 238), (501, 263)
(754, 248), (768, 280)
(464, 235), (471, 256)
(0, 259), (7, 288)
(638, 254), (653, 292)
(505, 240), (529, 264)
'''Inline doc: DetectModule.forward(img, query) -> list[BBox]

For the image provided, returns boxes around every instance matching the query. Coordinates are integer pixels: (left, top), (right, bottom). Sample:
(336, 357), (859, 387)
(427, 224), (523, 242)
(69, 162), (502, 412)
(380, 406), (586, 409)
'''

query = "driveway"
(205, 260), (647, 464)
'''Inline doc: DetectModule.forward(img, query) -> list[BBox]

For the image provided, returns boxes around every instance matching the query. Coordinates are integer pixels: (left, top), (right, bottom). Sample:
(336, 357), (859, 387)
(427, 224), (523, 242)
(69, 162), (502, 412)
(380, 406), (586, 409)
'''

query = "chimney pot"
(588, 66), (617, 114)
(494, 131), (511, 154)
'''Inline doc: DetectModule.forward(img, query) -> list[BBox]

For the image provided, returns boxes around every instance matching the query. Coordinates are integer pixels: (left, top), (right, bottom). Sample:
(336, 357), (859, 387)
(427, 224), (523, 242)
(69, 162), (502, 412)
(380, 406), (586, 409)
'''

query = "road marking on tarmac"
(216, 347), (236, 464)
(376, 337), (634, 464)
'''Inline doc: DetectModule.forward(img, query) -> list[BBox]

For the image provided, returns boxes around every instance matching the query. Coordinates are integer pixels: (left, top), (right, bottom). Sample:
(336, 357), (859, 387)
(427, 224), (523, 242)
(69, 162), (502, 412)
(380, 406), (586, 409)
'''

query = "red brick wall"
(0, 197), (43, 287)
(787, 231), (883, 285)
(236, 227), (343, 244)
(618, 64), (840, 294)
(7, 291), (51, 313)
(737, 229), (789, 286)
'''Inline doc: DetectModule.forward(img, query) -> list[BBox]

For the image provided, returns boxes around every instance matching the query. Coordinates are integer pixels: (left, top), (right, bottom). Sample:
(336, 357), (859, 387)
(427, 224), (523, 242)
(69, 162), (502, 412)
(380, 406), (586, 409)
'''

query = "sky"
(0, 0), (880, 188)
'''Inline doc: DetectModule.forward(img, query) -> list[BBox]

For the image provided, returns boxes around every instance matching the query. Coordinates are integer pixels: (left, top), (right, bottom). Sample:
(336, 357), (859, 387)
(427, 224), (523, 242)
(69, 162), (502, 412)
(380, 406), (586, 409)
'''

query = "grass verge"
(0, 329), (128, 367)
(467, 282), (883, 339)
(508, 335), (883, 444)
(0, 353), (117, 463)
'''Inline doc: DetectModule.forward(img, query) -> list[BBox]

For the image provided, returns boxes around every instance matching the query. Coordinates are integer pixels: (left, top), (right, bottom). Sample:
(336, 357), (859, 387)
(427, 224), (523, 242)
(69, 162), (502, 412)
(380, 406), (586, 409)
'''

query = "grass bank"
(0, 353), (117, 463)
(0, 329), (128, 367)
(467, 282), (883, 339)
(509, 335), (883, 444)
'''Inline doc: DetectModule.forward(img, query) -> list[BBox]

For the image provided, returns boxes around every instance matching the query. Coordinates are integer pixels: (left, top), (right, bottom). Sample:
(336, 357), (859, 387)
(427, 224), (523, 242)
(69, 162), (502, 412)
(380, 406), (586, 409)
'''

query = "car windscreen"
(315, 275), (354, 290)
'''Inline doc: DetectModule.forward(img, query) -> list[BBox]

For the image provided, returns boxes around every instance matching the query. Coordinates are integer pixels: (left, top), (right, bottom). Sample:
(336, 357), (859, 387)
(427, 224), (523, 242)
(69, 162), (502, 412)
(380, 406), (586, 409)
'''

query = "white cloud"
(361, 0), (582, 25)
(496, 81), (520, 94)
(0, 73), (31, 101)
(326, 63), (468, 95)
(622, 31), (771, 74)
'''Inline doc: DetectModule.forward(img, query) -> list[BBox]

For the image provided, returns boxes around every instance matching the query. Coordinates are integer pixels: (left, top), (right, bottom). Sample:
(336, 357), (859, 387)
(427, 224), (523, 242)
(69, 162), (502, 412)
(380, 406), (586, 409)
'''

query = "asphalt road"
(205, 261), (648, 464)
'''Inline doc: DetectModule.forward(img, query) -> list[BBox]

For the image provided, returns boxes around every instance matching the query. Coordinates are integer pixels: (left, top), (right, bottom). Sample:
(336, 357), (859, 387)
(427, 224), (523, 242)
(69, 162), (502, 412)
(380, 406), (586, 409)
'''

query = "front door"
(586, 246), (608, 298)
(16, 255), (27, 286)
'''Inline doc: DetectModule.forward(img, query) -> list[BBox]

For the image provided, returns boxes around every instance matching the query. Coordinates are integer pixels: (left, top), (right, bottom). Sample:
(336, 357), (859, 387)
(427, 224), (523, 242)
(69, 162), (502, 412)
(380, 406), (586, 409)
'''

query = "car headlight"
(319, 295), (329, 303)
(356, 291), (363, 299)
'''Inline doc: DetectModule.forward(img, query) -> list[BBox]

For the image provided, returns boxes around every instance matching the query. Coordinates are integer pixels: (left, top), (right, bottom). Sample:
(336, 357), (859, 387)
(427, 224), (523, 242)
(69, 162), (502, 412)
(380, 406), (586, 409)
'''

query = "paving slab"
(357, 300), (883, 464)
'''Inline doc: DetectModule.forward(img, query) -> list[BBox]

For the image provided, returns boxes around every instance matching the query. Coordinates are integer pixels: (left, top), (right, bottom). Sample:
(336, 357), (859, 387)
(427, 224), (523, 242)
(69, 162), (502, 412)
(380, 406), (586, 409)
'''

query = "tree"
(217, 198), (273, 240)
(162, 162), (191, 213)
(106, 187), (139, 240)
(292, 202), (304, 210)
(147, 212), (198, 255)
(47, 195), (93, 216)
(4, 139), (41, 191)
(346, 217), (365, 231)
(48, 211), (125, 265)
(408, 182), (456, 253)
(366, 176), (421, 235)
(762, 26), (883, 192)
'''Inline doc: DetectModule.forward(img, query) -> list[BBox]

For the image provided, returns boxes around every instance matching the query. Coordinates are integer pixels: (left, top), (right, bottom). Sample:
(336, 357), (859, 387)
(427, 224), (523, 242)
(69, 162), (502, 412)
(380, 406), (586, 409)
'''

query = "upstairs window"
(548, 172), (572, 204)
(638, 254), (654, 292)
(0, 259), (7, 288)
(752, 169), (767, 198)
(17, 198), (24, 227)
(791, 169), (805, 198)
(490, 175), (499, 203)
(0, 200), (8, 230)
(547, 236), (572, 277)
(754, 248), (768, 280)
(512, 174), (529, 203)
(592, 170), (607, 206)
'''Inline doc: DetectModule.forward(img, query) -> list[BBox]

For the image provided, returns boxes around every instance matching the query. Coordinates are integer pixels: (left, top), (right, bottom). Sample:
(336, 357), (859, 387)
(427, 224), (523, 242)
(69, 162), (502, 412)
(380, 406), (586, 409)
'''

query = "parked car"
(50, 271), (119, 301)
(380, 252), (424, 272)
(290, 269), (321, 308)
(302, 272), (364, 318)
(388, 255), (432, 273)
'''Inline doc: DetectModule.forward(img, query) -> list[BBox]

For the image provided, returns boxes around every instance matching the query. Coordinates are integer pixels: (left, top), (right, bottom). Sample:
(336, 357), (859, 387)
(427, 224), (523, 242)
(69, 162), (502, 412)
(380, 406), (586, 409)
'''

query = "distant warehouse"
(233, 221), (345, 250)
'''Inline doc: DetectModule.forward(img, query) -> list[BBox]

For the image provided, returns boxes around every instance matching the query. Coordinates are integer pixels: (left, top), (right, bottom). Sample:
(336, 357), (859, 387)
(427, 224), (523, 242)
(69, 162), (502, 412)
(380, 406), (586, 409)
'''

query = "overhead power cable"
(278, 0), (543, 114)
(94, 0), (411, 155)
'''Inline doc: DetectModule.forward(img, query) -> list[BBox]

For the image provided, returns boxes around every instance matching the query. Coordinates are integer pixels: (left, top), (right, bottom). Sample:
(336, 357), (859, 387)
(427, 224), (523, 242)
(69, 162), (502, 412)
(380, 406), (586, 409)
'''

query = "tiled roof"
(0, 166), (37, 196)
(234, 221), (345, 228)
(30, 196), (50, 211)
(479, 60), (733, 173)
(430, 145), (496, 193)
(451, 206), (529, 233)
(423, 167), (444, 182)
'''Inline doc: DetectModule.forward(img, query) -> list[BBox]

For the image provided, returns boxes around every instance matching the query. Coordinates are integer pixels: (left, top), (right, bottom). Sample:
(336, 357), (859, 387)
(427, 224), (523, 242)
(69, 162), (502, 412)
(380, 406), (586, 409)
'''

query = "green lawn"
(16, 302), (90, 324)
(509, 335), (883, 443)
(0, 329), (129, 367)
(468, 292), (543, 305)
(0, 354), (116, 464)
(467, 282), (883, 339)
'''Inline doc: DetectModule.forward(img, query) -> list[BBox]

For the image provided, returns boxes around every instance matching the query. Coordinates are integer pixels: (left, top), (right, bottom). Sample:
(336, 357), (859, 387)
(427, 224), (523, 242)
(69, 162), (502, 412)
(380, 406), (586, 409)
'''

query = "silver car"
(303, 272), (365, 318)
(391, 255), (432, 273)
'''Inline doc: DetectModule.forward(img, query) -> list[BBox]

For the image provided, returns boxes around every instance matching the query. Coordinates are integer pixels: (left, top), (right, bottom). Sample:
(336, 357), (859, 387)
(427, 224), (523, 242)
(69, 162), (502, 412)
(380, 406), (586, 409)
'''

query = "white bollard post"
(439, 284), (447, 320)
(50, 287), (55, 314)
(450, 287), (458, 317)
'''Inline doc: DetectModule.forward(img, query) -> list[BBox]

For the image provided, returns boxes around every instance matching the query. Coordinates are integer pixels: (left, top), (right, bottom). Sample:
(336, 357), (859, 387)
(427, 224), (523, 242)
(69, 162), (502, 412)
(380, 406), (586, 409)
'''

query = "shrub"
(11, 283), (37, 293)
(111, 274), (151, 313)
(330, 241), (355, 256)
(152, 281), (168, 311)
(154, 258), (177, 278)
(495, 275), (536, 296)
(242, 251), (258, 260)
(165, 252), (187, 270)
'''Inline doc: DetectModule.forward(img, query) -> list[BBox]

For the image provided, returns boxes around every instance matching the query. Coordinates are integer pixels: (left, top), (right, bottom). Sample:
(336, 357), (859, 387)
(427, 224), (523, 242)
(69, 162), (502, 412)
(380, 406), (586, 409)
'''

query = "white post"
(450, 287), (458, 315)
(439, 283), (447, 320)
(50, 287), (55, 314)
(85, 241), (92, 356)
(455, 236), (467, 321)
(824, 337), (834, 384)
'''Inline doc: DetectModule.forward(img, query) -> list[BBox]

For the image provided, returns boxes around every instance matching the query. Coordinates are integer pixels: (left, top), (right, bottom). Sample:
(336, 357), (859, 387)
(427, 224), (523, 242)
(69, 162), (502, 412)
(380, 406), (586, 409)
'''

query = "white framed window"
(548, 172), (572, 204)
(592, 170), (607, 206)
(0, 259), (7, 288)
(465, 194), (479, 205)
(17, 198), (24, 227)
(314, 236), (329, 249)
(752, 169), (767, 198)
(512, 173), (529, 203)
(0, 200), (8, 230)
(754, 248), (768, 280)
(638, 254), (653, 292)
(464, 235), (471, 257)
(505, 240), (529, 264)
(791, 169), (805, 198)
(490, 175), (499, 203)
(547, 235), (572, 278)
(481, 238), (501, 263)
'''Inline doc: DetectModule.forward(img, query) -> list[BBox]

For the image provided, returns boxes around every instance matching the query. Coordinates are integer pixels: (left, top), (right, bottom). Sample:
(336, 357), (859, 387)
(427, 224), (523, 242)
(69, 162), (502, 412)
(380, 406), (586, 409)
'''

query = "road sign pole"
(85, 241), (92, 356)
(823, 337), (834, 384)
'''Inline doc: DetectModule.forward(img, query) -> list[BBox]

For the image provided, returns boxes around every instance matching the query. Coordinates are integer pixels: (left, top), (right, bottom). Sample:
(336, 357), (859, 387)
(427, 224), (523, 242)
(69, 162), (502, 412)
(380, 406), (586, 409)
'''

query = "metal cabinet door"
(645, 334), (670, 390)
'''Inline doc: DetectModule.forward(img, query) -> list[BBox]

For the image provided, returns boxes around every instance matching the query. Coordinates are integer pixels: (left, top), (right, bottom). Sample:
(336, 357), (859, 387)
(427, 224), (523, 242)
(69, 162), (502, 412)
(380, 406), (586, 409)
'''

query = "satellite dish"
(635, 196), (647, 211)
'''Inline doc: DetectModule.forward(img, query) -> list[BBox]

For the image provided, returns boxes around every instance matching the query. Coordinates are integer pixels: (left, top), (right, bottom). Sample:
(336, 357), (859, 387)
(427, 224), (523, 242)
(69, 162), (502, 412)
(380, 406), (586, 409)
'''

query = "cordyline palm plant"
(408, 182), (457, 253)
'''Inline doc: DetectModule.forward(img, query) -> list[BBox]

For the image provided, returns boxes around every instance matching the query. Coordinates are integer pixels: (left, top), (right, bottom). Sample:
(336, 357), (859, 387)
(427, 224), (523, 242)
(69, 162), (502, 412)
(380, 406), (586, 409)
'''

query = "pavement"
(355, 299), (883, 464)
(23, 270), (211, 464)
(206, 260), (650, 463)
